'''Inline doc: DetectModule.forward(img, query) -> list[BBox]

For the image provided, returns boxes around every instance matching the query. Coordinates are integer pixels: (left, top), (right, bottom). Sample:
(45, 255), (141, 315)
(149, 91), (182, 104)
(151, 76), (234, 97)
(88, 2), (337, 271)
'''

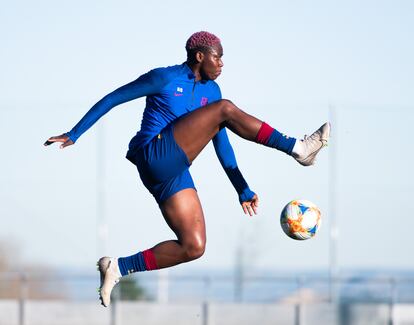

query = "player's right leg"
(97, 188), (206, 307)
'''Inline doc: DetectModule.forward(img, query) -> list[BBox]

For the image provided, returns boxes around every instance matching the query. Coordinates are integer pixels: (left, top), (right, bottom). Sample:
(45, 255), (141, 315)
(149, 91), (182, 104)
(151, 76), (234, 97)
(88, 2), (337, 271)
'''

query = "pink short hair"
(185, 31), (221, 52)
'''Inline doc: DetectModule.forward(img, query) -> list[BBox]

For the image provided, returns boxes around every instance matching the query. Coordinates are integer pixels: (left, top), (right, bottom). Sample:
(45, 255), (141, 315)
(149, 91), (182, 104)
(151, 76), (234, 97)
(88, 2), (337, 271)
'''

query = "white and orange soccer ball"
(280, 199), (321, 240)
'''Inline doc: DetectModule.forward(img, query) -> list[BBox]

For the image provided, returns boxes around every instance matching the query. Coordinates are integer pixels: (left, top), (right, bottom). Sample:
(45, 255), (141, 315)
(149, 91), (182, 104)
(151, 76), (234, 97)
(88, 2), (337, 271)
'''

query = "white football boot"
(293, 122), (330, 166)
(97, 257), (121, 307)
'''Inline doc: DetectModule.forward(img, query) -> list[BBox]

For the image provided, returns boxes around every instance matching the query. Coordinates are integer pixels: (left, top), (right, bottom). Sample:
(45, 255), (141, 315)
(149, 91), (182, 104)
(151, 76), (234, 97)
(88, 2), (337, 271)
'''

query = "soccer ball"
(280, 199), (321, 240)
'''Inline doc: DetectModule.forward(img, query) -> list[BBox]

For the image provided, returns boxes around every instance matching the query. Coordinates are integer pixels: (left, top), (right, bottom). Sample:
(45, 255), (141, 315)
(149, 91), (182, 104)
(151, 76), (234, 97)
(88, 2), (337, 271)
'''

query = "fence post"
(18, 273), (27, 325)
(389, 278), (396, 325)
(110, 285), (119, 325)
(294, 277), (302, 325)
(202, 276), (211, 325)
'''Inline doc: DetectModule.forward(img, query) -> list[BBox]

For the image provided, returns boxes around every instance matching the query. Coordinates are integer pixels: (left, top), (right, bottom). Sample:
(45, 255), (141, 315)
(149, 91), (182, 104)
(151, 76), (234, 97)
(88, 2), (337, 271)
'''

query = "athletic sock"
(117, 249), (158, 276)
(255, 122), (296, 155)
(291, 140), (303, 158)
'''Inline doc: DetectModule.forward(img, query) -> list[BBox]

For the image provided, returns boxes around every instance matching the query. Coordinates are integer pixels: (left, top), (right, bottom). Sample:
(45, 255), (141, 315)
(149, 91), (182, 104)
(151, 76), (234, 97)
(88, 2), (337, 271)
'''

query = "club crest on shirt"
(174, 87), (183, 96)
(201, 97), (208, 106)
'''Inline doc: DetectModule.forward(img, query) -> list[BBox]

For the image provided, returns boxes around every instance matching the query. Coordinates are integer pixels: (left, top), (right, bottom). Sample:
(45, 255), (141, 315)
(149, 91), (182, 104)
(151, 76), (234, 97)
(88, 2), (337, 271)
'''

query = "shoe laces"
(303, 129), (321, 142)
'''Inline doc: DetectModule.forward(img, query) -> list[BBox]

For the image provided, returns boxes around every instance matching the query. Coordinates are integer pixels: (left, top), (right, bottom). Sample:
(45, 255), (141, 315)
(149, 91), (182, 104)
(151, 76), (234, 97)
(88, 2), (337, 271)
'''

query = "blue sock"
(118, 252), (146, 276)
(255, 122), (296, 155)
(268, 129), (296, 154)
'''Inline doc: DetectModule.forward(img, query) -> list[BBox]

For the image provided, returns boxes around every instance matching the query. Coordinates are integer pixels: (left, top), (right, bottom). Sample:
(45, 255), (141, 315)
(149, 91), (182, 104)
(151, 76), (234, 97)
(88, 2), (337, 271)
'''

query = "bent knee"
(183, 239), (206, 261)
(219, 99), (234, 106)
(217, 99), (237, 118)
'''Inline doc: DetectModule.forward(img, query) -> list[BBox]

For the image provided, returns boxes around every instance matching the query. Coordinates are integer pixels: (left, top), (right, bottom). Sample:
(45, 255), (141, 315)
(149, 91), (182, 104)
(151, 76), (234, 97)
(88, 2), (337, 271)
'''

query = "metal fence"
(1, 272), (414, 325)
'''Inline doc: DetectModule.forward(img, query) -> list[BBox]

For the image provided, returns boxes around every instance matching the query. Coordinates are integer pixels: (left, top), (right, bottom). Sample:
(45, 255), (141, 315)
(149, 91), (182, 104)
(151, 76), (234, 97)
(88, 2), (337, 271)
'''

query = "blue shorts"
(126, 124), (195, 204)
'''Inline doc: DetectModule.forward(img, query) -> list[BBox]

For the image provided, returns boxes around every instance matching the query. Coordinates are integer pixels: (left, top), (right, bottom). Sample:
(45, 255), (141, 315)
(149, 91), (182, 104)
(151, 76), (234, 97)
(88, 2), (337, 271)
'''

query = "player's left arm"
(213, 127), (259, 216)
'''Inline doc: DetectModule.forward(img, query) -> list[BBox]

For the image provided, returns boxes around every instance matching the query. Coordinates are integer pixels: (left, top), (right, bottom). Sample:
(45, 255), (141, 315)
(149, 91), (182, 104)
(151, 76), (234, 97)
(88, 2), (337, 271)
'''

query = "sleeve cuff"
(238, 188), (256, 204)
(65, 131), (78, 143)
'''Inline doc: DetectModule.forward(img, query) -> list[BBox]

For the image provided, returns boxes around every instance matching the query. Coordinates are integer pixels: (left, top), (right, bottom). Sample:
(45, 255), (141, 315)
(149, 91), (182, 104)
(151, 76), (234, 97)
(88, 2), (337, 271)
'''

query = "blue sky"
(1, 0), (413, 273)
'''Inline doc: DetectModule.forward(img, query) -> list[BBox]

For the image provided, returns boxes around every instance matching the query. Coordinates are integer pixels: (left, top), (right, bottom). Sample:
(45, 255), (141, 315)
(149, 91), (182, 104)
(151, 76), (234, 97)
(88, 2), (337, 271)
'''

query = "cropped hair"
(185, 31), (221, 58)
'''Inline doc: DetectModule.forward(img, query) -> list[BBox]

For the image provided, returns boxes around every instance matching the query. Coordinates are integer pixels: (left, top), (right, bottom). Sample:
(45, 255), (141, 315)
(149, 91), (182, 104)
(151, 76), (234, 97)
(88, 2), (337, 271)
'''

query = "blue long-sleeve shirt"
(67, 62), (255, 203)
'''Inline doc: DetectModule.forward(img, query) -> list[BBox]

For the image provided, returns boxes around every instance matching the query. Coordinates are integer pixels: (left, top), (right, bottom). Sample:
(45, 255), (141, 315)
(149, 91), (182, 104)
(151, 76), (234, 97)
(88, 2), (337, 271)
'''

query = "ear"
(195, 51), (204, 63)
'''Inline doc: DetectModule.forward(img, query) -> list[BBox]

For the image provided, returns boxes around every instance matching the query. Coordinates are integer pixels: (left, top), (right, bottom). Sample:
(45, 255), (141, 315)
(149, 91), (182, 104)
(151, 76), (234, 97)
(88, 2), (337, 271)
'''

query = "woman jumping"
(45, 31), (330, 307)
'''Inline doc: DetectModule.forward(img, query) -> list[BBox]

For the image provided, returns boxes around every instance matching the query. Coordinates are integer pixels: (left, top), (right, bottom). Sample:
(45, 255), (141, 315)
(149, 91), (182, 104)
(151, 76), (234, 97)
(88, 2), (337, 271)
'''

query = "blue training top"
(66, 63), (255, 203)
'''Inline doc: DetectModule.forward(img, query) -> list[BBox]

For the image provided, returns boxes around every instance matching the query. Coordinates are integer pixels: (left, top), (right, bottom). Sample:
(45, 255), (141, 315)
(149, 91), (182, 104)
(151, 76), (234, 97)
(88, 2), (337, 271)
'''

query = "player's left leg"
(173, 99), (330, 166)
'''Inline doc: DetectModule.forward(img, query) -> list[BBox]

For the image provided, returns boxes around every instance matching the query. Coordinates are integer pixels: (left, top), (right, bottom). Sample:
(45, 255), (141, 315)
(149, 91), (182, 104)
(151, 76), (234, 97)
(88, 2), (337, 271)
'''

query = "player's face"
(200, 43), (224, 80)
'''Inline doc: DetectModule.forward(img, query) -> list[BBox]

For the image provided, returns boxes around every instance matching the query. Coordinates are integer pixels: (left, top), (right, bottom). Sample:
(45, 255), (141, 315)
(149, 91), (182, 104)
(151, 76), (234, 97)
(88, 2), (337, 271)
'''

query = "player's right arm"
(44, 69), (166, 148)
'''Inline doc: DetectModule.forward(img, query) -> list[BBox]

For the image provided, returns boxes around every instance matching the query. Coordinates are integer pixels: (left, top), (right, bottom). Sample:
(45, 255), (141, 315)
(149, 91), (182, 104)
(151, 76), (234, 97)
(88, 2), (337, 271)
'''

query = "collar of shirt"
(182, 62), (208, 84)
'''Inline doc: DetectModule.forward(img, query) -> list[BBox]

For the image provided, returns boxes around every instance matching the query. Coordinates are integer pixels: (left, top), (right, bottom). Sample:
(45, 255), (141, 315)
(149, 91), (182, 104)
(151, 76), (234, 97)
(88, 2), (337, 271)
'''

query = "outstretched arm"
(44, 69), (166, 148)
(213, 127), (259, 216)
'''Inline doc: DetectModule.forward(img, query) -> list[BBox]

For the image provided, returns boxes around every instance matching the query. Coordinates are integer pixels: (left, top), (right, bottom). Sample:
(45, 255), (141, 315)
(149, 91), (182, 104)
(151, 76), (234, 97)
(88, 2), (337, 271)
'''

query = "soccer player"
(45, 31), (330, 307)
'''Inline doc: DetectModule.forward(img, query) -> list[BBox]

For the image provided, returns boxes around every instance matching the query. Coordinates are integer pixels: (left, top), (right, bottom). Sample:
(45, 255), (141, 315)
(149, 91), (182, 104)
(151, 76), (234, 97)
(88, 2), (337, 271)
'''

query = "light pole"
(97, 122), (108, 258)
(328, 104), (339, 303)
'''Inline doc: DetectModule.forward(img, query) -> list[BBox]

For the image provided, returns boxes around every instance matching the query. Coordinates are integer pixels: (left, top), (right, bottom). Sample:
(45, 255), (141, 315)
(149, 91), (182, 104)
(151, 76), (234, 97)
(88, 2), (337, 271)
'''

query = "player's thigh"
(173, 100), (229, 162)
(160, 188), (206, 246)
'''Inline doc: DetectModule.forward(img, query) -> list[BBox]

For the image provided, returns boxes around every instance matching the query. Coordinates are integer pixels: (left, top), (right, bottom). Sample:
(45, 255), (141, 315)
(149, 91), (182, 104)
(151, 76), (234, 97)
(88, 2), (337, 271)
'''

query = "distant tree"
(0, 238), (19, 271)
(0, 237), (65, 299)
(117, 276), (147, 301)
(0, 239), (21, 299)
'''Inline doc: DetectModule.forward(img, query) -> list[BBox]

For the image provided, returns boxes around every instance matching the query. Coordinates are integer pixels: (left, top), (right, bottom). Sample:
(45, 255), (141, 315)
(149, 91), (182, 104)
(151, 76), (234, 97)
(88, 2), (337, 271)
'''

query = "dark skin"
(45, 43), (262, 268)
